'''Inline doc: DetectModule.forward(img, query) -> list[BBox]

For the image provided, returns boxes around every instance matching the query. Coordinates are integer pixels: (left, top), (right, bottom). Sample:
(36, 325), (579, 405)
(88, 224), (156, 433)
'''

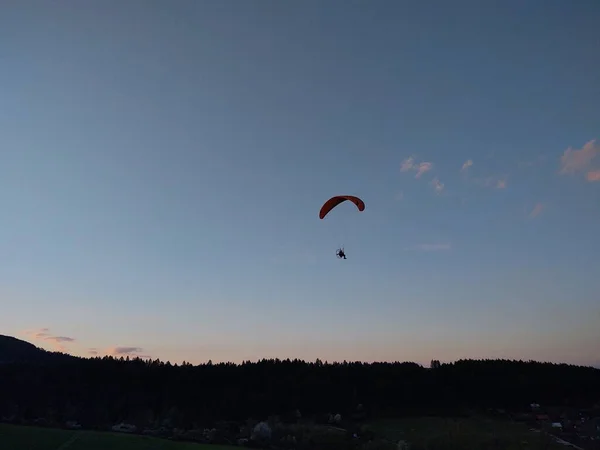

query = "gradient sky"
(1, 1), (599, 367)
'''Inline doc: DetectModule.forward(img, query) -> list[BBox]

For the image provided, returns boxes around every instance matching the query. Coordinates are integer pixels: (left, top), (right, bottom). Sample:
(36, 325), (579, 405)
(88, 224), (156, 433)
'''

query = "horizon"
(1, 2), (599, 369)
(5, 333), (600, 370)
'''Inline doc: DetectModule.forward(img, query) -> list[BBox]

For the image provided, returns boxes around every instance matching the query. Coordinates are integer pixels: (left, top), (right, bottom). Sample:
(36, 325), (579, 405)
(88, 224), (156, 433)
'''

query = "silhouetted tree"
(0, 337), (599, 431)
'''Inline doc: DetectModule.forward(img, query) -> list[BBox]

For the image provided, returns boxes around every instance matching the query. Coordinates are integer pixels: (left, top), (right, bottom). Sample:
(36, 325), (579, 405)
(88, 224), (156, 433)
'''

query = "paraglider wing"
(319, 195), (365, 219)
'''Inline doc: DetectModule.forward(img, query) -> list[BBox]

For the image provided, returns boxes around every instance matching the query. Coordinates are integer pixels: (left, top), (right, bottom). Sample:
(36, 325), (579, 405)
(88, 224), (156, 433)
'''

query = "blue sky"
(1, 1), (599, 367)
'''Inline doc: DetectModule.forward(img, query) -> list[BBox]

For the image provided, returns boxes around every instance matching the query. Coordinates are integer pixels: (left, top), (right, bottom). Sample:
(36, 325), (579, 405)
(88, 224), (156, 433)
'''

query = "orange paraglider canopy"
(319, 195), (365, 219)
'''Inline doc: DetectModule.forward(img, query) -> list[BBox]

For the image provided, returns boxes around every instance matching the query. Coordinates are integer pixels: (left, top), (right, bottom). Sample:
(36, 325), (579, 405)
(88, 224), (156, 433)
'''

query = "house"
(111, 423), (137, 433)
(65, 421), (81, 430)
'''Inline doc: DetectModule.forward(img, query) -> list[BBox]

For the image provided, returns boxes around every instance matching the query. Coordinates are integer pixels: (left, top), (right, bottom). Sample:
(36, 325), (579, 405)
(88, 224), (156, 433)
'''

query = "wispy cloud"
(415, 243), (451, 251)
(108, 346), (144, 355)
(474, 175), (507, 189)
(30, 328), (50, 339)
(430, 177), (444, 194)
(461, 159), (473, 172)
(559, 139), (598, 175)
(105, 346), (151, 359)
(88, 348), (98, 356)
(400, 156), (415, 172)
(45, 336), (75, 343)
(586, 170), (600, 182)
(415, 162), (433, 178)
(23, 328), (76, 352)
(528, 203), (544, 219)
(400, 157), (433, 179)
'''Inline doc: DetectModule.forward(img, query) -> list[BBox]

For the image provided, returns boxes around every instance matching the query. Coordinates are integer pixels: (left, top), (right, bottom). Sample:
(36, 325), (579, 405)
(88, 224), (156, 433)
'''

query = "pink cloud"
(400, 157), (415, 172)
(44, 336), (75, 343)
(104, 346), (151, 360)
(415, 162), (433, 178)
(529, 203), (544, 219)
(496, 179), (507, 189)
(430, 177), (444, 194)
(22, 328), (76, 353)
(586, 170), (600, 182)
(108, 346), (143, 355)
(25, 328), (51, 339)
(560, 139), (598, 175)
(400, 157), (433, 179)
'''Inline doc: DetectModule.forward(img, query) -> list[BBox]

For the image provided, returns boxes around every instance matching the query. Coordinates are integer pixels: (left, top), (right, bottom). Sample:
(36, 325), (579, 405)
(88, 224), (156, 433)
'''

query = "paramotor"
(318, 195), (365, 220)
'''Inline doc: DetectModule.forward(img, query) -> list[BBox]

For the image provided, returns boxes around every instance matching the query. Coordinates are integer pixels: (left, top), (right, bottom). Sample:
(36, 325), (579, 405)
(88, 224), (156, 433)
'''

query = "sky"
(1, 1), (599, 368)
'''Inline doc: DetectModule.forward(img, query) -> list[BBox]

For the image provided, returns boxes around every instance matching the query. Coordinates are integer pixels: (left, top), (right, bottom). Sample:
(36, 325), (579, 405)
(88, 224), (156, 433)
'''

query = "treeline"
(0, 356), (599, 430)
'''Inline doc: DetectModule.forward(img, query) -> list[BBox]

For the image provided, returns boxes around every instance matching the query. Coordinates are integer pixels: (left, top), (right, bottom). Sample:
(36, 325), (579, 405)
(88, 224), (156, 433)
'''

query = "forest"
(1, 334), (599, 434)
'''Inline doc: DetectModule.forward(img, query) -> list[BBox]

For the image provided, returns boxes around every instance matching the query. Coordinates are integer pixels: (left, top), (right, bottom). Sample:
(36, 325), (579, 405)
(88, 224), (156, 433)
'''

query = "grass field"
(368, 416), (570, 450)
(0, 423), (240, 450)
(1, 417), (577, 450)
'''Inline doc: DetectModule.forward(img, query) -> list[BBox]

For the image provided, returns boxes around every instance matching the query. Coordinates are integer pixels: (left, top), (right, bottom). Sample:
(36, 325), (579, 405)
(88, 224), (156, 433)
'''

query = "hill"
(0, 334), (76, 364)
(0, 335), (48, 363)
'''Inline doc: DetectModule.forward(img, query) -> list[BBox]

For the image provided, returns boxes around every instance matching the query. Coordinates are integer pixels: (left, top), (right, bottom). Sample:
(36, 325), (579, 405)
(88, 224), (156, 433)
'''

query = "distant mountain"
(0, 334), (74, 364)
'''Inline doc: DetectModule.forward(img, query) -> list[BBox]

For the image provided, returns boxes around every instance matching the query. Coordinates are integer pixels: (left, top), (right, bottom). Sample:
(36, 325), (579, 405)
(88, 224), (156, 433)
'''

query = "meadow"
(369, 416), (571, 450)
(0, 423), (238, 450)
(0, 417), (576, 450)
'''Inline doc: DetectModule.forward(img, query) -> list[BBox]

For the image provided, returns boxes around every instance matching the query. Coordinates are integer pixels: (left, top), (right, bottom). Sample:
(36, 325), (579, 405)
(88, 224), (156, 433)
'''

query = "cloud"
(430, 177), (444, 194)
(400, 157), (433, 178)
(23, 328), (76, 352)
(415, 243), (451, 251)
(108, 346), (144, 355)
(528, 203), (544, 219)
(105, 346), (151, 360)
(586, 170), (600, 182)
(474, 175), (507, 189)
(88, 348), (98, 356)
(415, 162), (433, 178)
(44, 336), (75, 343)
(24, 328), (50, 339)
(461, 159), (473, 172)
(559, 139), (598, 175)
(400, 157), (415, 172)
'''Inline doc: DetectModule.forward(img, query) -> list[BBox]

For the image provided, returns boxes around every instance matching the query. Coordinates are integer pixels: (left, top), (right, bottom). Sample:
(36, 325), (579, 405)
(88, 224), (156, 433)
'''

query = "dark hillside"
(0, 335), (74, 364)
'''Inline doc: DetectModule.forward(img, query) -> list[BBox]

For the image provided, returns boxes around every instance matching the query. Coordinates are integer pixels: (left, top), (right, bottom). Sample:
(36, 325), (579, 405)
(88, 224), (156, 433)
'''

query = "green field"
(368, 416), (567, 450)
(0, 417), (573, 450)
(0, 424), (239, 450)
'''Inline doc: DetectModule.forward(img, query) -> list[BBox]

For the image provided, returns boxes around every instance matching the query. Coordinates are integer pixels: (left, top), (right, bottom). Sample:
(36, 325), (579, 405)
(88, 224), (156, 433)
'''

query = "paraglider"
(319, 195), (365, 220)
(319, 195), (365, 259)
